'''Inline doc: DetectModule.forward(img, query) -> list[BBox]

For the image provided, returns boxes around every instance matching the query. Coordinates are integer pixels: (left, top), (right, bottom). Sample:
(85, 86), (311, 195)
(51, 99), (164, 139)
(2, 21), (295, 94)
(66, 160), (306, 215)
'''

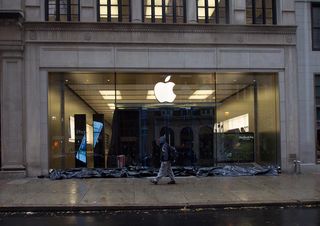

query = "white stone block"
(1, 0), (21, 9)
(218, 48), (249, 69)
(40, 48), (78, 68)
(249, 49), (285, 69)
(184, 49), (216, 69)
(25, 6), (42, 22)
(81, 0), (94, 7)
(81, 7), (96, 22)
(115, 48), (148, 68)
(233, 10), (246, 24)
(78, 48), (114, 68)
(148, 49), (185, 68)
(25, 0), (40, 6)
(282, 12), (296, 25)
(282, 0), (295, 11)
(234, 0), (246, 10)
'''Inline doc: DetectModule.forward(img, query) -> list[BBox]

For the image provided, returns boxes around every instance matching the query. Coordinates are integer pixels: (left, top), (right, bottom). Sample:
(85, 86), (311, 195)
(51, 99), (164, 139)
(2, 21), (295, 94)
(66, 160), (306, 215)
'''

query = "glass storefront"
(48, 72), (279, 169)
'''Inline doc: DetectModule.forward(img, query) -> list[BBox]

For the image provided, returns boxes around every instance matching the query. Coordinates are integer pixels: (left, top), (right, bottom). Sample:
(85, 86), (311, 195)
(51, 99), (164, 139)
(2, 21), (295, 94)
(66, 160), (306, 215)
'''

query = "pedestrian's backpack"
(168, 146), (178, 162)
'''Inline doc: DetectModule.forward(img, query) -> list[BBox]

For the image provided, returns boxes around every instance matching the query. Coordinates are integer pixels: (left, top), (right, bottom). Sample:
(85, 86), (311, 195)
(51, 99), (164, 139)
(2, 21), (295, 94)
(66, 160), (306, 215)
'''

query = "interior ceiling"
(62, 72), (255, 123)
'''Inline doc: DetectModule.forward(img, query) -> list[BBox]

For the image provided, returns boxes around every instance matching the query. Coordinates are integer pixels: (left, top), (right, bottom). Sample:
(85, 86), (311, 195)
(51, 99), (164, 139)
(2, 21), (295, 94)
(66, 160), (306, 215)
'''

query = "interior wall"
(64, 86), (96, 168)
(216, 73), (279, 164)
(256, 74), (279, 164)
(48, 76), (63, 169)
(216, 86), (255, 132)
(48, 73), (96, 169)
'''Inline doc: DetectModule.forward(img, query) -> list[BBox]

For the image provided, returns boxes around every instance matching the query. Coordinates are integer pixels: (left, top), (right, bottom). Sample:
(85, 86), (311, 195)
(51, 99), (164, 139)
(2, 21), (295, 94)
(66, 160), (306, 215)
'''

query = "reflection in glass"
(48, 72), (279, 169)
(99, 0), (131, 22)
(144, 0), (185, 23)
(46, 0), (80, 22)
(197, 0), (229, 24)
(246, 0), (276, 24)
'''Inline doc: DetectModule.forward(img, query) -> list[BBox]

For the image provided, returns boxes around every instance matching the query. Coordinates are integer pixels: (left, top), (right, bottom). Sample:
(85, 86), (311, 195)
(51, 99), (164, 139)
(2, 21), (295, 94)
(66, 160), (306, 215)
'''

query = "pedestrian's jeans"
(155, 161), (175, 182)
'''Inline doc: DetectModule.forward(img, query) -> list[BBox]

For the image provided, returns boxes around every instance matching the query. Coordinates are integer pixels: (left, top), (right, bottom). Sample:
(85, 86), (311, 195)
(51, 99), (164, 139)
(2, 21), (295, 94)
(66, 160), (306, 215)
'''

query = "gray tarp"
(48, 165), (279, 180)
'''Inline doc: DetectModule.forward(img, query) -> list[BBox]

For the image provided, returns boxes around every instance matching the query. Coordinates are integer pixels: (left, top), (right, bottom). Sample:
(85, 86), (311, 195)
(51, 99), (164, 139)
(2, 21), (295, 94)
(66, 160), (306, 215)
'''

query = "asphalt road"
(0, 206), (319, 226)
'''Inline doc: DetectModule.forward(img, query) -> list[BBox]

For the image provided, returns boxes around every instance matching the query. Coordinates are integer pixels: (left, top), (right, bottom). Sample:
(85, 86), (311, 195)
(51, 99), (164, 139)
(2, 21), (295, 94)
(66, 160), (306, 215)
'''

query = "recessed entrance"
(48, 72), (279, 169)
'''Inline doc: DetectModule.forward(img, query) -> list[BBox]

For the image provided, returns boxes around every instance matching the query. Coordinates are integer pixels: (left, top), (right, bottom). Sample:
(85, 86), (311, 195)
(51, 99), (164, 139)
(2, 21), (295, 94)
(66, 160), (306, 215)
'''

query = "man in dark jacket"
(151, 135), (176, 185)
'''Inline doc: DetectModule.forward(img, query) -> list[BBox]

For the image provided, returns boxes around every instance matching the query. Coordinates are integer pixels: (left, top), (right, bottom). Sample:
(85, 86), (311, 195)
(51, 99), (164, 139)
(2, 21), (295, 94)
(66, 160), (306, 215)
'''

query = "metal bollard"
(293, 160), (301, 174)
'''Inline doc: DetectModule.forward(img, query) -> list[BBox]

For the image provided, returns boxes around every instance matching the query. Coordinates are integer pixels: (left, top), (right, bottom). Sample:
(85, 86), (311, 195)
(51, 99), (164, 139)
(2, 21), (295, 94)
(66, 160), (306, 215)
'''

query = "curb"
(1, 200), (320, 213)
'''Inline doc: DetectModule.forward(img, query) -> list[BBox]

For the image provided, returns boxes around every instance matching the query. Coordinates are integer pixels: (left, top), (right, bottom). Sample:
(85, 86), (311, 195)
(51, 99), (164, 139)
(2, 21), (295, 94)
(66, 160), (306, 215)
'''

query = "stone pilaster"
(25, 0), (42, 22)
(1, 50), (25, 171)
(24, 44), (42, 177)
(280, 0), (295, 25)
(233, 0), (246, 24)
(283, 46), (300, 172)
(80, 0), (96, 22)
(131, 0), (143, 22)
(0, 18), (25, 174)
(186, 0), (197, 23)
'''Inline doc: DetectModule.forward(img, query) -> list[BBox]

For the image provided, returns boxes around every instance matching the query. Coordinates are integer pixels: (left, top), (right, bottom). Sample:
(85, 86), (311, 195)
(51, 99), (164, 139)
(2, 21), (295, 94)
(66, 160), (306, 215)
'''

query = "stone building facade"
(0, 0), (310, 177)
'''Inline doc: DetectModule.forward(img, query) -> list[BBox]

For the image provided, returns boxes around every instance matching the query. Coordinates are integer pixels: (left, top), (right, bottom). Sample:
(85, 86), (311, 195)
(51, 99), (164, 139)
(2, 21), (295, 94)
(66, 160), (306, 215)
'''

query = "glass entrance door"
(109, 105), (215, 167)
(111, 73), (216, 167)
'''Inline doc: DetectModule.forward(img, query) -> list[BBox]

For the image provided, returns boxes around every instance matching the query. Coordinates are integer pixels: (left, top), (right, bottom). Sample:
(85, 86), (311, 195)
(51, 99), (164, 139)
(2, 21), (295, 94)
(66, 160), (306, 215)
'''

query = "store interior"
(48, 72), (279, 169)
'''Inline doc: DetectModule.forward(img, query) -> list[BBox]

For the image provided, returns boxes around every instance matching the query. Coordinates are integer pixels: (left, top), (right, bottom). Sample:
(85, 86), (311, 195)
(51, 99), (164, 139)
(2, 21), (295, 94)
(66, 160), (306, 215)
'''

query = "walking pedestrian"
(150, 135), (176, 185)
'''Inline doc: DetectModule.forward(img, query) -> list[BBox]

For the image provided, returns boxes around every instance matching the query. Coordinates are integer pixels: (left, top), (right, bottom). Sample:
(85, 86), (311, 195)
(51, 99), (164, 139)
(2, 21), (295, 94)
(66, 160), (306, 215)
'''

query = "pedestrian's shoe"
(150, 179), (158, 185)
(167, 180), (176, 185)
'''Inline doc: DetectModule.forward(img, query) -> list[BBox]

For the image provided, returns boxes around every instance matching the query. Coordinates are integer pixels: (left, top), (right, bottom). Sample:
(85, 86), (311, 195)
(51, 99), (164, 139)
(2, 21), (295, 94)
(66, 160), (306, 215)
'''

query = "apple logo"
(154, 75), (176, 103)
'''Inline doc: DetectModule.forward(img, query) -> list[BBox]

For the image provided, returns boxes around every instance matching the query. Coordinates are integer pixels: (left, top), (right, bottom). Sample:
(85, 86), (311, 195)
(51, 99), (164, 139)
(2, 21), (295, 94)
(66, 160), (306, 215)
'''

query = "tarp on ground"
(48, 165), (279, 180)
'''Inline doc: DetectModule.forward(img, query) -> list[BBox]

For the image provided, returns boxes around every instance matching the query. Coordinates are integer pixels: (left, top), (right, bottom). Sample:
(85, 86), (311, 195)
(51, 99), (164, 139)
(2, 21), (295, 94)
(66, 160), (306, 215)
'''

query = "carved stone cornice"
(24, 22), (297, 46)
(0, 19), (24, 51)
(25, 22), (296, 34)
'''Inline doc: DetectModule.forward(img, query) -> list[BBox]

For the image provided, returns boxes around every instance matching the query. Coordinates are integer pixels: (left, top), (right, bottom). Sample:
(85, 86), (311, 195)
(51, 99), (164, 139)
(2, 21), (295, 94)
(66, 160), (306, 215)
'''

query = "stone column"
(280, 0), (295, 25)
(40, 70), (49, 176)
(25, 0), (42, 21)
(233, 0), (246, 24)
(81, 0), (96, 22)
(296, 2), (315, 165)
(278, 71), (287, 170)
(1, 50), (25, 172)
(283, 46), (300, 172)
(25, 45), (42, 177)
(131, 0), (143, 23)
(186, 0), (197, 23)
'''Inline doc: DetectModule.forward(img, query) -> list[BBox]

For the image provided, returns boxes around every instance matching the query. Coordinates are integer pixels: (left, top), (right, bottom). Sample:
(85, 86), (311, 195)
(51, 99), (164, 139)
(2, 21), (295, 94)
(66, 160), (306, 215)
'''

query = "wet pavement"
(0, 206), (320, 226)
(1, 174), (320, 209)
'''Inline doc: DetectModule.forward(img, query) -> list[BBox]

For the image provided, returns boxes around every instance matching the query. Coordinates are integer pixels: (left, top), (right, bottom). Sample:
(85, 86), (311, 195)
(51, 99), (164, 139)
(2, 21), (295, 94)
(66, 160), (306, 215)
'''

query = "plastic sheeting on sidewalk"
(48, 164), (279, 180)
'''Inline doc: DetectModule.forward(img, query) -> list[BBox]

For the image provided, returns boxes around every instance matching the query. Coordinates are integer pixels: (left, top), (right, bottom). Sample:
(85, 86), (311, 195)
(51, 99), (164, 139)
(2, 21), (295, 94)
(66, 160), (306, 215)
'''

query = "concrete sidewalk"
(1, 173), (320, 211)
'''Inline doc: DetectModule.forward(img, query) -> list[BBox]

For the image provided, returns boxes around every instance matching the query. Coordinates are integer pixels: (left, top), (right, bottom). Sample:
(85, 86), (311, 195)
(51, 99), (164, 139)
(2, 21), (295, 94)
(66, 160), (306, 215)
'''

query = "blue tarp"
(48, 165), (279, 180)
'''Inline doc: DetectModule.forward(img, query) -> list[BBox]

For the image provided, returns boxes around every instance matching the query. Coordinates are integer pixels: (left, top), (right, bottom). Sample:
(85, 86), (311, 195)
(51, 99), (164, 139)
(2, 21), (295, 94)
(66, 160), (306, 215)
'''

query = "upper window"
(197, 0), (230, 24)
(143, 0), (186, 23)
(97, 0), (131, 22)
(312, 3), (320, 51)
(45, 0), (80, 21)
(246, 0), (277, 25)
